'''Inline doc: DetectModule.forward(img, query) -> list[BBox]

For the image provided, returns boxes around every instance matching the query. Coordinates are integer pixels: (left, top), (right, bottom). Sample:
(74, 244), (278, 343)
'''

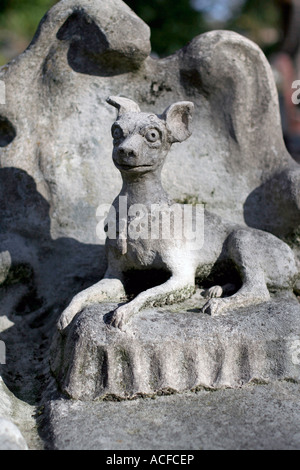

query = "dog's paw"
(204, 285), (223, 299)
(201, 298), (228, 316)
(57, 300), (83, 331)
(110, 304), (134, 331)
(57, 308), (73, 331)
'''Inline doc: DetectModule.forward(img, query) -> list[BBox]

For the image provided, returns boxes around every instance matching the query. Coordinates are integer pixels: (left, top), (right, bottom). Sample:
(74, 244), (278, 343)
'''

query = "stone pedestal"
(44, 382), (300, 450)
(50, 292), (300, 400)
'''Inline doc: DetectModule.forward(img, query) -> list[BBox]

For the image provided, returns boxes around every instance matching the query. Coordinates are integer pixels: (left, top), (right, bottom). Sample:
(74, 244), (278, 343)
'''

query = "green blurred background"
(0, 0), (284, 65)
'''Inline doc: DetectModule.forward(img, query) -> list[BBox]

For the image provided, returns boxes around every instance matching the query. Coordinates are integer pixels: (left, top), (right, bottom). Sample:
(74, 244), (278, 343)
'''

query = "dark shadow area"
(179, 67), (209, 98)
(284, 135), (300, 164)
(0, 167), (105, 407)
(56, 9), (140, 77)
(196, 258), (242, 293)
(123, 268), (171, 299)
(0, 116), (16, 147)
(244, 169), (300, 239)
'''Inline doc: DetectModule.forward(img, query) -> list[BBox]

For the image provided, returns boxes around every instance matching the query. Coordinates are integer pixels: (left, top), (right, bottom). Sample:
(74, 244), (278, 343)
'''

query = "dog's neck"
(119, 167), (172, 206)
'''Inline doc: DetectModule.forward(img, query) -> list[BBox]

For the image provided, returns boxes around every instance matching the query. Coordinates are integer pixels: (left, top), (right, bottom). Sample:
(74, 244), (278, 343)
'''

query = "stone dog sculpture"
(58, 96), (298, 331)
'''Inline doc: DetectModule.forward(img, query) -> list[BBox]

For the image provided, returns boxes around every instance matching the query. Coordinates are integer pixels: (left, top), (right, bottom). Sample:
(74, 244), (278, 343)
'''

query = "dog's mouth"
(114, 162), (153, 171)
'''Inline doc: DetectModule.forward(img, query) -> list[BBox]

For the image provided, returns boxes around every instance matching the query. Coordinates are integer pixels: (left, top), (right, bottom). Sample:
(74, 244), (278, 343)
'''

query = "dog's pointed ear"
(161, 101), (194, 143)
(106, 96), (141, 117)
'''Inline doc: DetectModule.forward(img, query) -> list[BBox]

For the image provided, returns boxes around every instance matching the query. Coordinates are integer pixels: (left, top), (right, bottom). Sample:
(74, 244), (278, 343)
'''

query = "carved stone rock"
(0, 0), (299, 332)
(43, 382), (300, 450)
(50, 293), (300, 400)
(0, 418), (28, 451)
(51, 90), (298, 345)
(0, 0), (299, 448)
(0, 0), (299, 265)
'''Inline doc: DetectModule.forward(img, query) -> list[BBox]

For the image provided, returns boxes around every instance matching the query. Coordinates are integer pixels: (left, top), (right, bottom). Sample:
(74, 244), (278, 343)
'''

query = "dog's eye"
(112, 126), (123, 140)
(145, 129), (160, 143)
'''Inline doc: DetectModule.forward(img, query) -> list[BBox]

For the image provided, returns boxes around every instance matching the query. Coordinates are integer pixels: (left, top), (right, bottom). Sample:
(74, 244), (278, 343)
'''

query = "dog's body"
(58, 97), (298, 330)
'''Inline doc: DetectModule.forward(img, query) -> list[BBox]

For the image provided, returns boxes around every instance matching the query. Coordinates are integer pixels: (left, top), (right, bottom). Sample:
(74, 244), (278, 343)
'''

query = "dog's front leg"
(58, 271), (126, 330)
(110, 274), (195, 330)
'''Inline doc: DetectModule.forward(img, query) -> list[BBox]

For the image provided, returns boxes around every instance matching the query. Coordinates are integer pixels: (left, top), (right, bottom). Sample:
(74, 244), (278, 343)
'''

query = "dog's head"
(107, 96), (194, 174)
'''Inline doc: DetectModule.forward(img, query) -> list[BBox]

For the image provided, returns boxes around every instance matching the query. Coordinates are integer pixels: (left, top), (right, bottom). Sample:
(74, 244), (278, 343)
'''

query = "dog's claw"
(204, 285), (223, 299)
(202, 298), (227, 316)
(110, 304), (134, 330)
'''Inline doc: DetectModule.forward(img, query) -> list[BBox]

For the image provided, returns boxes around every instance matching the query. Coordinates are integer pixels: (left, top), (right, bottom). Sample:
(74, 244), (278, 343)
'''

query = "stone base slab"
(44, 382), (300, 450)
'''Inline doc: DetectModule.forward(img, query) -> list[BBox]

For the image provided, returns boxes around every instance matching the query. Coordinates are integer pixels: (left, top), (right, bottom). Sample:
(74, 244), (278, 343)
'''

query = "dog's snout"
(118, 146), (137, 158)
(117, 135), (142, 159)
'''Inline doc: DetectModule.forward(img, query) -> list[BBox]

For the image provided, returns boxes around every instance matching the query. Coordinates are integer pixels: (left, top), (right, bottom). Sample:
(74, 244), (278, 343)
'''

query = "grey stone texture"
(44, 382), (300, 450)
(0, 324), (44, 450)
(57, 96), (298, 333)
(0, 418), (28, 450)
(0, 1), (299, 323)
(0, 0), (299, 450)
(51, 292), (300, 400)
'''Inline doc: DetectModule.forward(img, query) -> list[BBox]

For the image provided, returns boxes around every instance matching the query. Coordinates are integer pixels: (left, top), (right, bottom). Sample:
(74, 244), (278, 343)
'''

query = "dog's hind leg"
(202, 229), (273, 316)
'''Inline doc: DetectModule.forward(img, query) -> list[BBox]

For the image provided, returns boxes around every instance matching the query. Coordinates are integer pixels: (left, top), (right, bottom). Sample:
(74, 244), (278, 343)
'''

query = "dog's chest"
(126, 237), (159, 267)
(109, 236), (159, 268)
(108, 211), (162, 268)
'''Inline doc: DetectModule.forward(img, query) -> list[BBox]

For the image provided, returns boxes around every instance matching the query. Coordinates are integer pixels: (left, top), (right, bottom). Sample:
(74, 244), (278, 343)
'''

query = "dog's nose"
(117, 135), (141, 159)
(118, 146), (137, 158)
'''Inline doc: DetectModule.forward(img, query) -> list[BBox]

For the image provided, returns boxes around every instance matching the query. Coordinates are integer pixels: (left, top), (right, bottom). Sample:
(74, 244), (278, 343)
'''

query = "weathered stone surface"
(51, 291), (300, 400)
(43, 382), (300, 450)
(0, 418), (28, 450)
(0, 1), (299, 328)
(57, 94), (298, 334)
(0, 310), (47, 450)
(0, 0), (299, 450)
(0, 374), (40, 450)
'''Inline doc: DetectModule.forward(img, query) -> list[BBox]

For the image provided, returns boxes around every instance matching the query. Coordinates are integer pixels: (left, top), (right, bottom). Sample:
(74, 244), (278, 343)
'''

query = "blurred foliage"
(227, 0), (282, 56)
(125, 0), (282, 56)
(124, 0), (208, 56)
(0, 0), (285, 65)
(0, 0), (57, 65)
(0, 0), (56, 37)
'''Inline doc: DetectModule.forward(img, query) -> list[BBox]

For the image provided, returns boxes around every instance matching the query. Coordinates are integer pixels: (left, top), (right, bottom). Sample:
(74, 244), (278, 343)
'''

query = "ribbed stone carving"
(50, 294), (300, 400)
